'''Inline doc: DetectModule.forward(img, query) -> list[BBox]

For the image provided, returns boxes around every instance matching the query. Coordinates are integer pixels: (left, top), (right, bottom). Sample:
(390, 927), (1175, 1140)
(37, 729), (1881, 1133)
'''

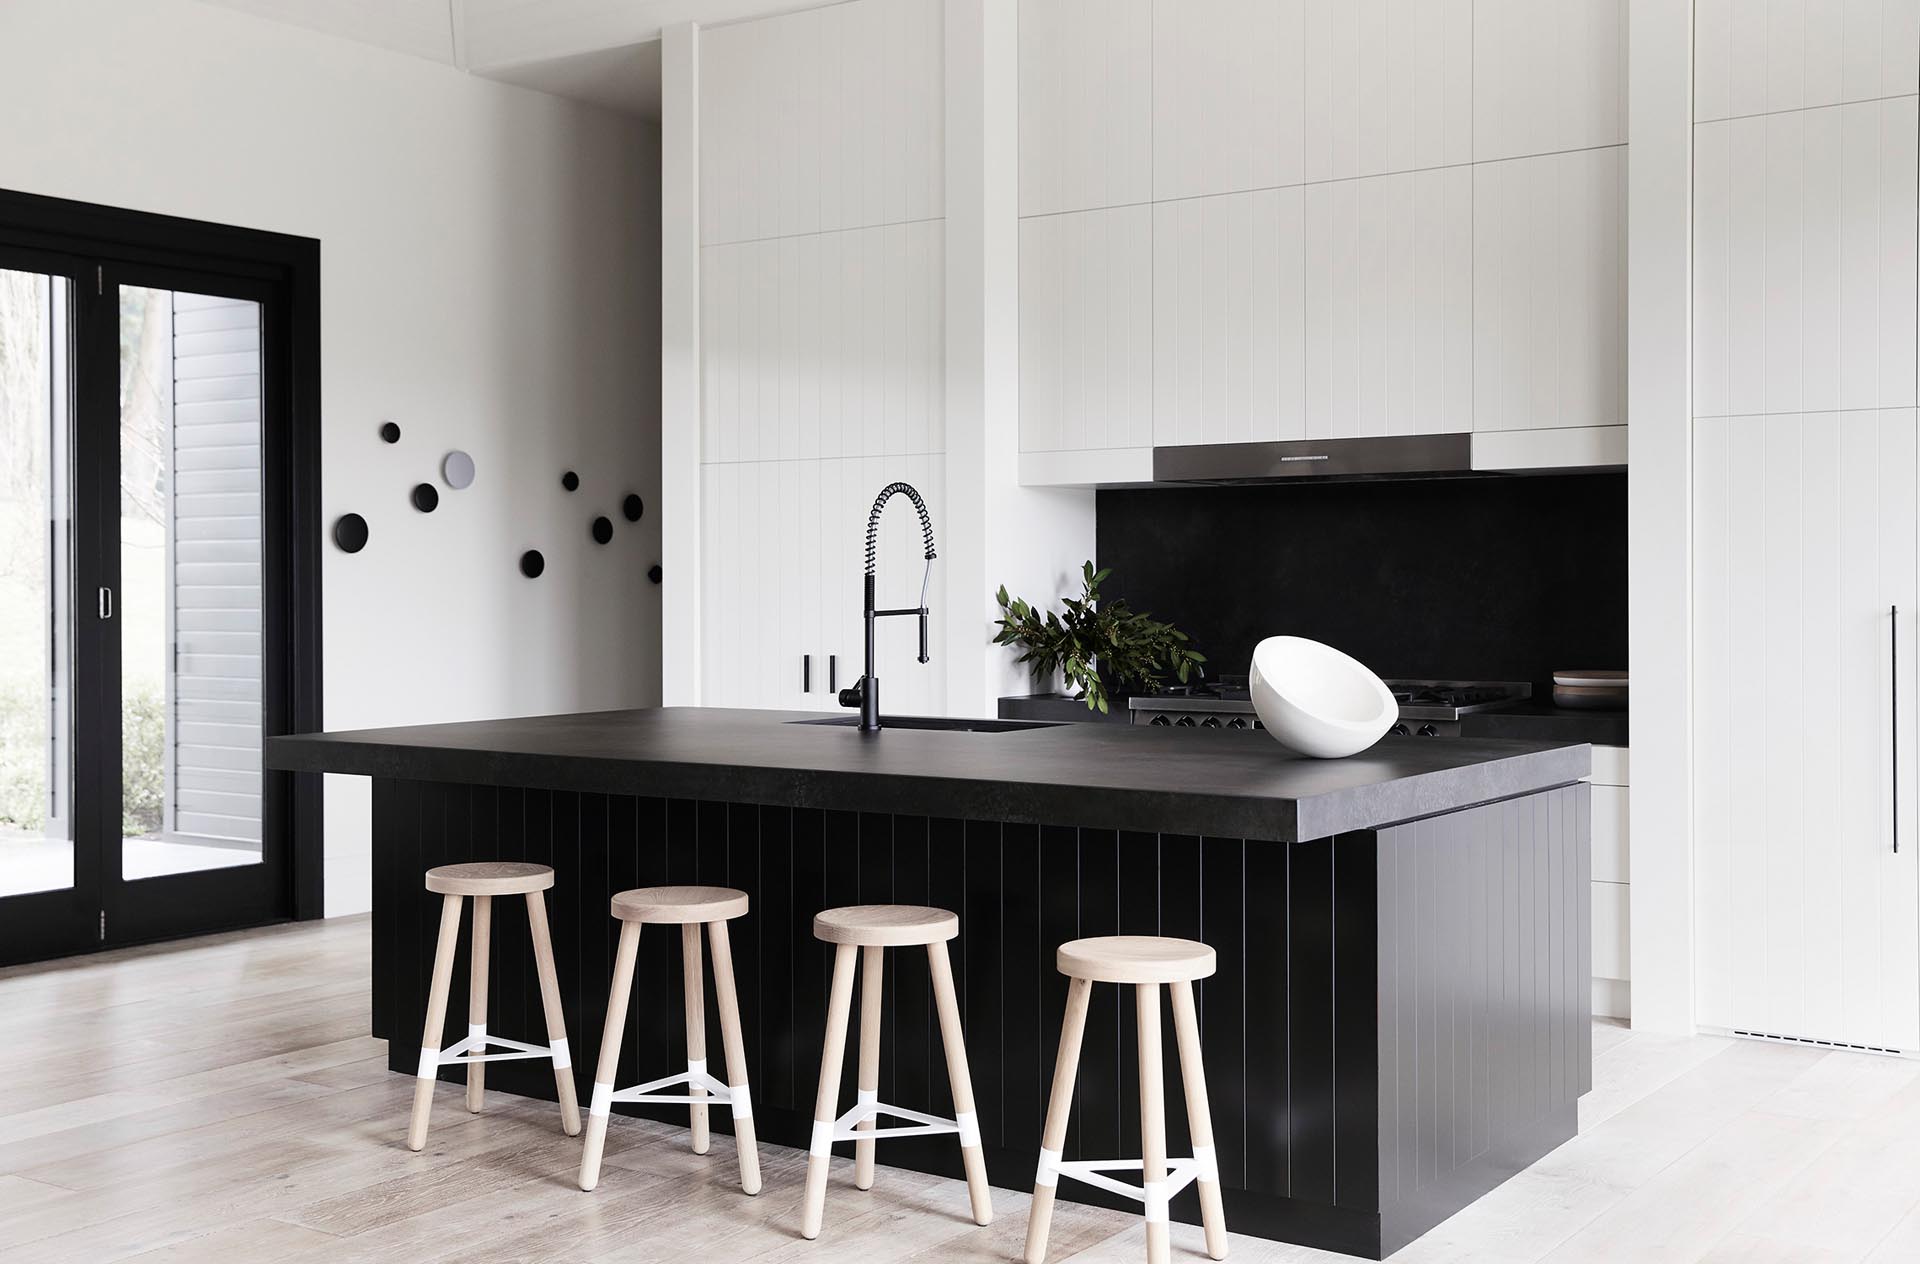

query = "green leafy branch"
(993, 561), (1206, 714)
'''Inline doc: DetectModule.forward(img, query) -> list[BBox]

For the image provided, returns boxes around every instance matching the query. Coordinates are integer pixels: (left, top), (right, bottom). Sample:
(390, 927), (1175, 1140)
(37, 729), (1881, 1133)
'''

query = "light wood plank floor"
(4, 918), (1919, 1262)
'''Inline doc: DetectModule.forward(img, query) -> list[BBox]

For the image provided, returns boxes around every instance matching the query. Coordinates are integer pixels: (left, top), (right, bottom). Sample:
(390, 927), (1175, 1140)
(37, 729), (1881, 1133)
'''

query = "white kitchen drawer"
(1591, 784), (1629, 882)
(1592, 880), (1630, 980)
(1589, 743), (1629, 786)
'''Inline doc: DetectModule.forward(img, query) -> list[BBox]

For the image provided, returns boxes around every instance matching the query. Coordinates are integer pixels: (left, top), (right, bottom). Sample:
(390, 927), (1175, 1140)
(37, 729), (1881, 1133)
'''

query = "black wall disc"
(622, 494), (644, 522)
(380, 421), (401, 443)
(561, 470), (579, 491)
(591, 516), (614, 545)
(648, 564), (662, 584)
(333, 513), (369, 553)
(520, 549), (545, 578)
(411, 483), (439, 512)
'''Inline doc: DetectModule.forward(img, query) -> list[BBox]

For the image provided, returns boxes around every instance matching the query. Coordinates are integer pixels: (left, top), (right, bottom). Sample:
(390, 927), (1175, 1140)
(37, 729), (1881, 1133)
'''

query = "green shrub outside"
(0, 679), (164, 837)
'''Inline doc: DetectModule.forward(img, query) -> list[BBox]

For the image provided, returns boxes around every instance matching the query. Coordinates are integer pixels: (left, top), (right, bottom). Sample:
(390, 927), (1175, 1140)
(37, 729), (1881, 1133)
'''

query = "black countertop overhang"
(267, 706), (1592, 843)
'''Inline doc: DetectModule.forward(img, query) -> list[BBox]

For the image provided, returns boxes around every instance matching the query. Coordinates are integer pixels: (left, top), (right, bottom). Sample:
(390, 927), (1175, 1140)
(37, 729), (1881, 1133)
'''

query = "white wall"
(0, 0), (663, 916)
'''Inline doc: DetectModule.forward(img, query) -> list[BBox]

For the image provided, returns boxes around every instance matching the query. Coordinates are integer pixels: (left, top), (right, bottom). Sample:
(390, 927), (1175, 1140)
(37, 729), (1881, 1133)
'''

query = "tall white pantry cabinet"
(693, 0), (951, 718)
(1690, 0), (1920, 1052)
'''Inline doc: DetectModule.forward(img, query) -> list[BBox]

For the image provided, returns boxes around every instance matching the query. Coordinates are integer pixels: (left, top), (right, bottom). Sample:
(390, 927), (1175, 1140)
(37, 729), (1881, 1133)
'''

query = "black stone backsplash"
(1095, 473), (1627, 692)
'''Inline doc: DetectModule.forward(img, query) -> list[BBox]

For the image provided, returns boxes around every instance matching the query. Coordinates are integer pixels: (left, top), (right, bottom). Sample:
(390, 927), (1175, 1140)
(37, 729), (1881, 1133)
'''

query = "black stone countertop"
(267, 707), (1591, 843)
(1460, 701), (1628, 747)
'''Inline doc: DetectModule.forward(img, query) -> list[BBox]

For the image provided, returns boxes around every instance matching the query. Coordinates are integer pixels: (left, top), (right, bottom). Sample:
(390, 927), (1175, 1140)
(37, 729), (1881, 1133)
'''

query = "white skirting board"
(1593, 977), (1630, 1021)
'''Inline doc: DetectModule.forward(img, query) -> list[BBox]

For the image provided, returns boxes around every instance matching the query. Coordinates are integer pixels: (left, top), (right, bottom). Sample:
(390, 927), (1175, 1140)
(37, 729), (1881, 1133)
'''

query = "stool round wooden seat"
(579, 886), (760, 1197)
(610, 884), (750, 924)
(1056, 935), (1216, 985)
(425, 861), (555, 896)
(813, 903), (958, 946)
(407, 862), (580, 1152)
(801, 905), (991, 1241)
(1026, 936), (1228, 1264)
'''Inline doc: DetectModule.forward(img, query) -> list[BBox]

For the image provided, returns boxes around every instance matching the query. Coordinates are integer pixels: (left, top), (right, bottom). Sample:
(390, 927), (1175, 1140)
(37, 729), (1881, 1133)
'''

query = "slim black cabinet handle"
(803, 654), (812, 693)
(1894, 605), (1900, 853)
(829, 655), (837, 693)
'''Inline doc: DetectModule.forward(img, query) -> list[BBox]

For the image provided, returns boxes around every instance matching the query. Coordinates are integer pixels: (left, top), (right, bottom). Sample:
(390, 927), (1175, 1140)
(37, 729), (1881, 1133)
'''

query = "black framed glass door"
(0, 237), (306, 963)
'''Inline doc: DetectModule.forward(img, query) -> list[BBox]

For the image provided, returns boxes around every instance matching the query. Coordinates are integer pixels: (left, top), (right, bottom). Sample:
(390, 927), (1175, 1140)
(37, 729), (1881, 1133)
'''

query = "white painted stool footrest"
(809, 1099), (965, 1154)
(1049, 1156), (1203, 1221)
(597, 1065), (751, 1115)
(421, 1032), (565, 1073)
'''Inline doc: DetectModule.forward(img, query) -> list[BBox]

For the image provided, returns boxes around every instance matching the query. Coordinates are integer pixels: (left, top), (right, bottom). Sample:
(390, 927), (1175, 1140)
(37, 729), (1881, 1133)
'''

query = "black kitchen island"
(268, 708), (1591, 1259)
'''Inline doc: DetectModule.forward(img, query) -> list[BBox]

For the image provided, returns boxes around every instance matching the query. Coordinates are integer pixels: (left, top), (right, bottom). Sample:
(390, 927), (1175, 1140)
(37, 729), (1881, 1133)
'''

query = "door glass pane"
(0, 268), (73, 897)
(119, 286), (262, 879)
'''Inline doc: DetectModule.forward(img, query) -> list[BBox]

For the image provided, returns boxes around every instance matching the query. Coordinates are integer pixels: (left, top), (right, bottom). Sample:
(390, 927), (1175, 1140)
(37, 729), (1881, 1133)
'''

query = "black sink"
(790, 715), (1060, 734)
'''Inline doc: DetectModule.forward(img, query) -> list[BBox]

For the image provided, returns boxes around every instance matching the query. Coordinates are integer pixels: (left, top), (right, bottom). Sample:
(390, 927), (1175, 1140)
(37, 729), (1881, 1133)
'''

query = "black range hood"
(1152, 433), (1475, 484)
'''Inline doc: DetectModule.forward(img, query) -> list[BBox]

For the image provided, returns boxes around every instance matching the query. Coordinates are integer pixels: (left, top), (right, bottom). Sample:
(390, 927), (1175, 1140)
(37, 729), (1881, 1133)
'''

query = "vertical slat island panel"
(371, 780), (1587, 1260)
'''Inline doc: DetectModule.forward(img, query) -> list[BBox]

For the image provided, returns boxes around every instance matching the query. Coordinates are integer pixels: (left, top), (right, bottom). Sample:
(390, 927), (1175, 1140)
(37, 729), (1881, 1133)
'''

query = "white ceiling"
(198, 0), (823, 118)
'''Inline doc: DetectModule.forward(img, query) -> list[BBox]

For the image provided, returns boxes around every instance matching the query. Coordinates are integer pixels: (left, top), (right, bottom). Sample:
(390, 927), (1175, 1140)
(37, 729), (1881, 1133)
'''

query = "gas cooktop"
(1127, 675), (1532, 733)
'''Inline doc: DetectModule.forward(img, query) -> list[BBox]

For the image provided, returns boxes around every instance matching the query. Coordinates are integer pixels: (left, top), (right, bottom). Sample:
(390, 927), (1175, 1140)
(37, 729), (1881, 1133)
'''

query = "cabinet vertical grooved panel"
(1151, 190), (1306, 448)
(1693, 411), (1920, 1050)
(1693, 0), (1920, 124)
(1472, 146), (1628, 433)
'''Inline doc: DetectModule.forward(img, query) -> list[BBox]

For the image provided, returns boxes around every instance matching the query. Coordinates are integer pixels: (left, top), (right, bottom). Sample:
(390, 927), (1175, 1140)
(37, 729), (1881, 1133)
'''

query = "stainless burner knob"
(1148, 714), (1171, 726)
(1417, 724), (1439, 737)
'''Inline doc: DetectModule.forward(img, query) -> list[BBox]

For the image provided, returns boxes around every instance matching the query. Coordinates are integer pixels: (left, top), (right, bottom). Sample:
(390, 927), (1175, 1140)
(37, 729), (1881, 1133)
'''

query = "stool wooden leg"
(682, 923), (710, 1155)
(407, 893), (464, 1152)
(579, 919), (642, 1191)
(1171, 980), (1228, 1260)
(1024, 976), (1092, 1264)
(707, 919), (761, 1195)
(1137, 983), (1169, 1264)
(801, 942), (858, 1240)
(929, 940), (993, 1227)
(854, 944), (885, 1191)
(466, 895), (491, 1113)
(526, 890), (582, 1137)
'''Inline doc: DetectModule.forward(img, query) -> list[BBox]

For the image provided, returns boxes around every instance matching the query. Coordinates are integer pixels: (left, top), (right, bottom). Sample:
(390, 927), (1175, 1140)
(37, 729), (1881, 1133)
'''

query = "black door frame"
(0, 188), (323, 962)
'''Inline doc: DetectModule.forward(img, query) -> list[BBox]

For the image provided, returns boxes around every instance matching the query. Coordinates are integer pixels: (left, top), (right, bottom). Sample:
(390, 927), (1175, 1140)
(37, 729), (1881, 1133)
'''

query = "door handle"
(98, 587), (112, 620)
(1894, 605), (1900, 853)
(829, 655), (837, 694)
(803, 654), (812, 693)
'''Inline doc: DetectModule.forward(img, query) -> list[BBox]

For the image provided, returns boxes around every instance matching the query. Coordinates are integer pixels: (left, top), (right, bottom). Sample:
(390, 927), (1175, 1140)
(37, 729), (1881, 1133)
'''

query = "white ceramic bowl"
(1249, 636), (1397, 758)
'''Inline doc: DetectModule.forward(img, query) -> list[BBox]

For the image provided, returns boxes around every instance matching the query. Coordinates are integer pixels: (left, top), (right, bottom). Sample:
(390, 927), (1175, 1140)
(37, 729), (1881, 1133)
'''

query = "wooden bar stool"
(407, 862), (582, 1151)
(1026, 936), (1227, 1264)
(577, 886), (760, 1195)
(800, 904), (993, 1241)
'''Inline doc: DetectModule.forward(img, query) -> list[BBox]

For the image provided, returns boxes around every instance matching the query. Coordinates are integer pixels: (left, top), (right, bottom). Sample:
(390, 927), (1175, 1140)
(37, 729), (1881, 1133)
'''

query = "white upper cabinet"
(702, 220), (945, 465)
(1305, 166), (1473, 437)
(1151, 0), (1305, 201)
(1693, 99), (1919, 420)
(1018, 0), (1151, 216)
(1015, 0), (1627, 470)
(1151, 189), (1306, 447)
(1473, 146), (1627, 432)
(700, 0), (943, 246)
(1020, 206), (1154, 453)
(1474, 0), (1625, 161)
(1302, 0), (1472, 183)
(1694, 0), (1920, 123)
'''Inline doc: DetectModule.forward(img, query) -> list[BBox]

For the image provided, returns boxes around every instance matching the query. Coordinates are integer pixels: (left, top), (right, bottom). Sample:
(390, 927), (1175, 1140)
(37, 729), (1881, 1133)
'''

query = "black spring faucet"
(837, 482), (936, 732)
